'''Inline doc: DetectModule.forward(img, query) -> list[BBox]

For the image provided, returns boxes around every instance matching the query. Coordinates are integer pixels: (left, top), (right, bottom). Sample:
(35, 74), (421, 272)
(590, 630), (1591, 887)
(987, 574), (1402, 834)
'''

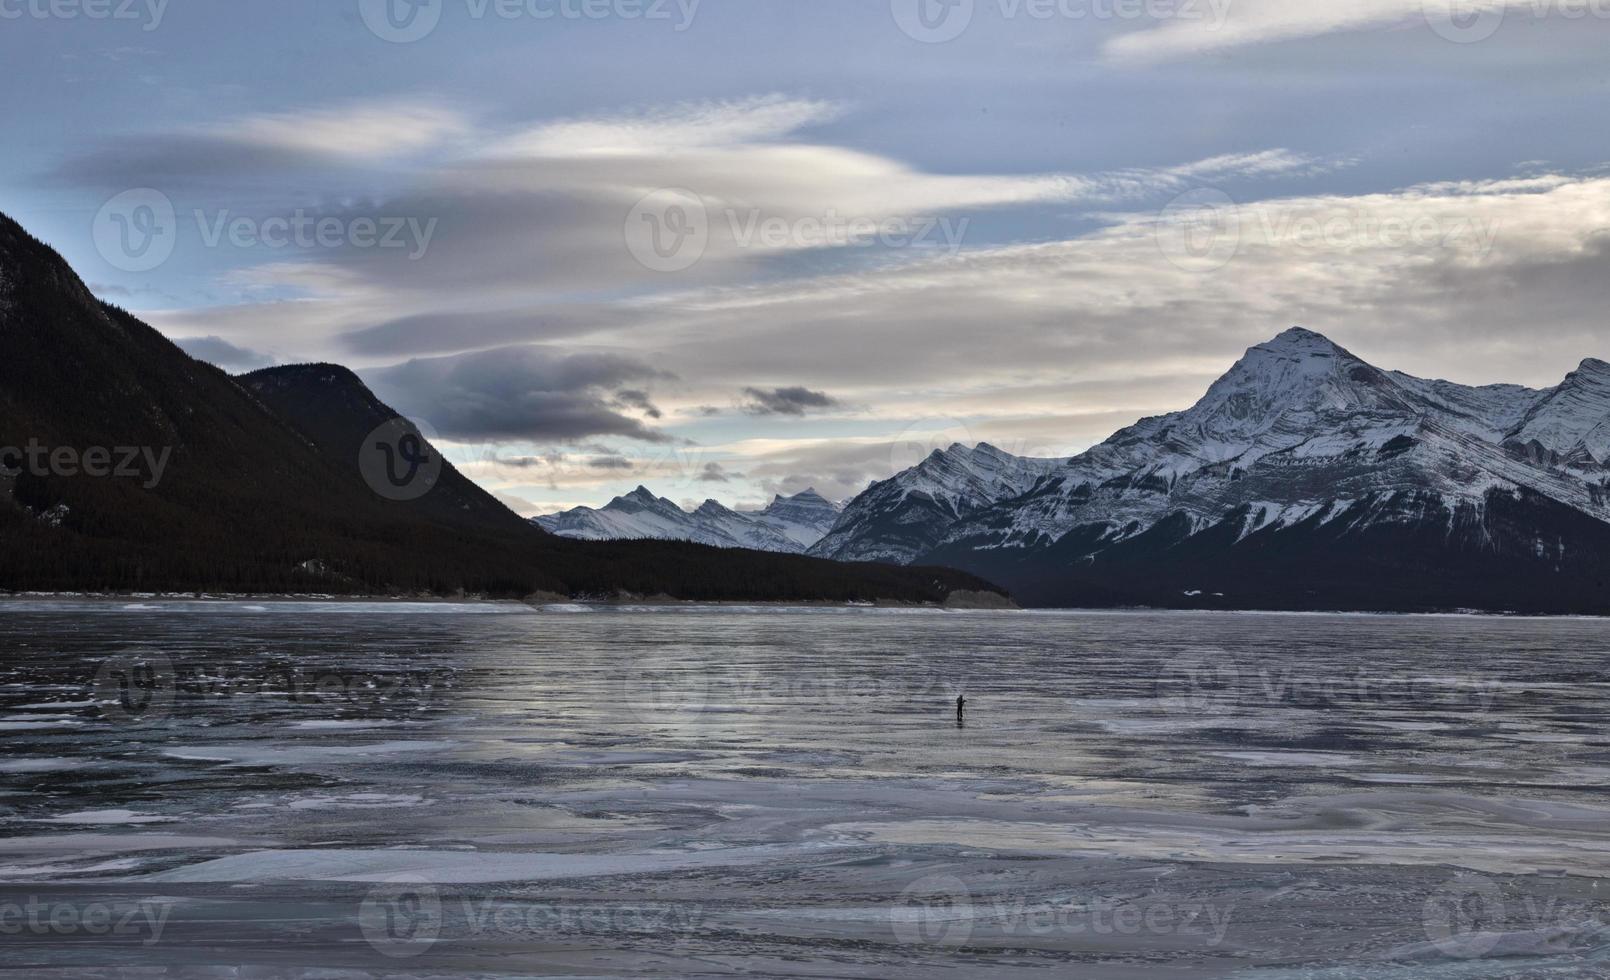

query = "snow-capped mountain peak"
(813, 327), (1610, 610)
(1503, 355), (1610, 462)
(806, 441), (1068, 564)
(534, 487), (842, 554)
(1189, 328), (1393, 432)
(619, 486), (666, 506)
(767, 487), (831, 512)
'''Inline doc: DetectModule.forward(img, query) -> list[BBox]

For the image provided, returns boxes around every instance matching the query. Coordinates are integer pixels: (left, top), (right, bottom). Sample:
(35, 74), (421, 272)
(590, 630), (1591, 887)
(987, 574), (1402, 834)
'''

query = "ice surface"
(2, 604), (1609, 976)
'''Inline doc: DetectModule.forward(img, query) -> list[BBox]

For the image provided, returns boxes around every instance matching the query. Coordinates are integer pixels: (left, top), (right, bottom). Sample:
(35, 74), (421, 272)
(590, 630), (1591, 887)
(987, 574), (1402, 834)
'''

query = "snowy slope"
(534, 488), (842, 554)
(1502, 358), (1610, 463)
(950, 328), (1610, 552)
(807, 443), (1067, 563)
(815, 328), (1610, 581)
(748, 488), (841, 548)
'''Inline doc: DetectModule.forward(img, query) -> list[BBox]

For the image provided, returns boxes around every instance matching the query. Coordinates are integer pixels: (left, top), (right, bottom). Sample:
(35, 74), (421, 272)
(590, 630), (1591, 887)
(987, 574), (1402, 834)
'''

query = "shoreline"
(0, 592), (1604, 618)
(0, 590), (1018, 611)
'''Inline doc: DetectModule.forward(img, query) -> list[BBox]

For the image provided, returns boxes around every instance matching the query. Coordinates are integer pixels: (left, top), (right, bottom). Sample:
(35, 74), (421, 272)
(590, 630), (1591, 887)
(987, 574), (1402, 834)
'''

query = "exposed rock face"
(817, 328), (1610, 612)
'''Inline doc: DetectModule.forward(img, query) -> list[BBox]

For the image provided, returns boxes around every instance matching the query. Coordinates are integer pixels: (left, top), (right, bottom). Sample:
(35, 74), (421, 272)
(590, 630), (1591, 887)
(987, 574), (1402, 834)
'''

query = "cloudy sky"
(5, 0), (1610, 514)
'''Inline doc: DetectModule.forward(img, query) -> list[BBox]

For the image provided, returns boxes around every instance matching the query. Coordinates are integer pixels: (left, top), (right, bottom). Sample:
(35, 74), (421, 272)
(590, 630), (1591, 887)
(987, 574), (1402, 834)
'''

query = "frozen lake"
(2, 602), (1609, 977)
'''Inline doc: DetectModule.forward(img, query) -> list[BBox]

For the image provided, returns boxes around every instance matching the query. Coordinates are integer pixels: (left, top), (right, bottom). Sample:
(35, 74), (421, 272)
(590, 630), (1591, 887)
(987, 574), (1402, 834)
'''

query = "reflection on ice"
(1, 604), (1609, 975)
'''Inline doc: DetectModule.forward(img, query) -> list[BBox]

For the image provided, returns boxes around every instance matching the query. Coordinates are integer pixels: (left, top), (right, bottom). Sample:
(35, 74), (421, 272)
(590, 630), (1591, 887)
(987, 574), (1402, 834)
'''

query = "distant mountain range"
(562, 327), (1610, 613)
(536, 487), (841, 552)
(0, 211), (1000, 605)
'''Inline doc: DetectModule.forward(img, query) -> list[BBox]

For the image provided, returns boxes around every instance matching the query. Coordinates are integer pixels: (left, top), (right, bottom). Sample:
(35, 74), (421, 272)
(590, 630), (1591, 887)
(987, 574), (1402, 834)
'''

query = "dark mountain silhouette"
(241, 363), (525, 533)
(0, 212), (1001, 604)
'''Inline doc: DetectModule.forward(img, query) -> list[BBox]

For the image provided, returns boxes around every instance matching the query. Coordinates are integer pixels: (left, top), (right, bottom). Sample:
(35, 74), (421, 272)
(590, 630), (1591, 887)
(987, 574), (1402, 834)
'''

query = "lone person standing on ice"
(956, 694), (966, 722)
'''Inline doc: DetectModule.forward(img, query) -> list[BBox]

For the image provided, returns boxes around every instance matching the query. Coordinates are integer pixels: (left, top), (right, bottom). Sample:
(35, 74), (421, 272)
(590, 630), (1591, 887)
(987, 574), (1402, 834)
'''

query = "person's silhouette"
(956, 694), (967, 719)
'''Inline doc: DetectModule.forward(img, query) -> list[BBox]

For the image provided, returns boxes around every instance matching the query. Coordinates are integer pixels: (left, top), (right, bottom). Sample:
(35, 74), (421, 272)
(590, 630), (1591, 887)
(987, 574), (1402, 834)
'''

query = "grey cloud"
(588, 456), (635, 470)
(741, 386), (841, 417)
(746, 441), (918, 502)
(494, 491), (539, 515)
(365, 345), (676, 444)
(336, 308), (613, 358)
(175, 335), (277, 372)
(495, 452), (566, 469)
(697, 462), (739, 483)
(292, 182), (693, 295)
(612, 389), (663, 419)
(51, 134), (325, 190)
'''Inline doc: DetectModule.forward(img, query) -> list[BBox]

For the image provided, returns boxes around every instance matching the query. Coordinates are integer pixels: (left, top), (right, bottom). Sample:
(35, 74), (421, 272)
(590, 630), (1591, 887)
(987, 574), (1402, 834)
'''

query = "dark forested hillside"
(241, 362), (529, 534)
(0, 212), (1002, 603)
